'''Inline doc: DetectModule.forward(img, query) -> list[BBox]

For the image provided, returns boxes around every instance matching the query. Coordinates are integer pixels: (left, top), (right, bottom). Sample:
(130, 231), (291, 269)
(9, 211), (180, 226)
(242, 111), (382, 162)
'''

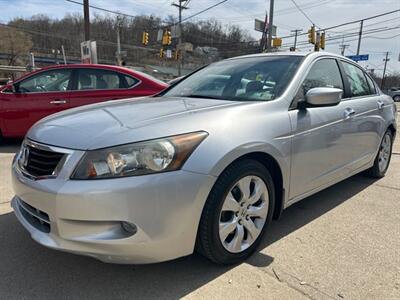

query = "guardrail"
(0, 65), (40, 73)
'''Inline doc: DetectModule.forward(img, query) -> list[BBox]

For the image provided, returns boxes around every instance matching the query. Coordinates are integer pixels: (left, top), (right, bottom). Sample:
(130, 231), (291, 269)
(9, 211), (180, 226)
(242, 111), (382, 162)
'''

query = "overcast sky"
(1, 0), (399, 75)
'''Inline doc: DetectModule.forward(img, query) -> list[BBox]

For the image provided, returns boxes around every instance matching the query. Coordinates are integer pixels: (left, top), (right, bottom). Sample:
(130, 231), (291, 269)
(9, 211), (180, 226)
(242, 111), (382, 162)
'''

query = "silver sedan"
(11, 52), (397, 264)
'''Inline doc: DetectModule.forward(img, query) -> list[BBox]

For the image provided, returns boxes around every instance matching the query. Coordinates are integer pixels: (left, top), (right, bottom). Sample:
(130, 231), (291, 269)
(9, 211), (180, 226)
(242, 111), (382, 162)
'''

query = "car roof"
(227, 51), (352, 62)
(37, 63), (137, 73)
(10, 64), (167, 86)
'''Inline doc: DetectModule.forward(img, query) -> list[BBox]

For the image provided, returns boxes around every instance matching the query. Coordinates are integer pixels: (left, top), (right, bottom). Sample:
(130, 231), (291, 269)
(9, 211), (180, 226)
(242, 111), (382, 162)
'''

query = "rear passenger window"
(124, 75), (139, 88)
(301, 59), (343, 96)
(341, 62), (370, 97)
(77, 69), (123, 90)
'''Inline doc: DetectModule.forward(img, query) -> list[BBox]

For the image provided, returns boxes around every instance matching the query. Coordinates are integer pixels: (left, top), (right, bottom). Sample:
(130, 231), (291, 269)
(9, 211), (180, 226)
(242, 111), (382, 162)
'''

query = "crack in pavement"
(375, 184), (400, 191)
(259, 267), (339, 300)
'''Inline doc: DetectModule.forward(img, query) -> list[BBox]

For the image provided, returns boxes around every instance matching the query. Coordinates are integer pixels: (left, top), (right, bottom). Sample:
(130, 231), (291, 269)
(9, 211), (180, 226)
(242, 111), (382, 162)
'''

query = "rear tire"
(196, 159), (275, 264)
(365, 130), (393, 178)
(393, 95), (400, 102)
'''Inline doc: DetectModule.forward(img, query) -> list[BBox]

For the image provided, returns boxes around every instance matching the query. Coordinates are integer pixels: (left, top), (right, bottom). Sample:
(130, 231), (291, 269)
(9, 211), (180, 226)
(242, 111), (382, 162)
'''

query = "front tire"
(393, 95), (400, 102)
(366, 130), (393, 178)
(196, 159), (275, 264)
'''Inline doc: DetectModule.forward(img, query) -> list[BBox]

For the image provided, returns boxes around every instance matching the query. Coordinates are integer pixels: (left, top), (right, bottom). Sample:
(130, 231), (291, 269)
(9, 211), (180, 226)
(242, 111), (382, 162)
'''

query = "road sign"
(171, 25), (180, 38)
(254, 19), (276, 36)
(254, 19), (265, 32)
(157, 29), (163, 42)
(346, 54), (369, 62)
(80, 40), (97, 64)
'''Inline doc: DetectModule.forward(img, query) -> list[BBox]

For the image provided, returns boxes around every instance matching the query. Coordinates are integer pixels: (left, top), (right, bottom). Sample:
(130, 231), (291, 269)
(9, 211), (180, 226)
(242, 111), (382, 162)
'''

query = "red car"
(0, 64), (168, 138)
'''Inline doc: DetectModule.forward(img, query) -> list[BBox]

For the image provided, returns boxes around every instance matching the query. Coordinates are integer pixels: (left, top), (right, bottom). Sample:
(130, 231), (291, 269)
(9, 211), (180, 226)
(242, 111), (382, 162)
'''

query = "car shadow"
(0, 174), (376, 299)
(0, 138), (22, 154)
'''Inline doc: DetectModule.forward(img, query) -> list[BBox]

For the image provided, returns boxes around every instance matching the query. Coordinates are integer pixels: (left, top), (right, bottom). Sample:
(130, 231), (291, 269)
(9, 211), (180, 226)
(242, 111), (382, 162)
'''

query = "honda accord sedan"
(11, 52), (396, 264)
(0, 64), (167, 138)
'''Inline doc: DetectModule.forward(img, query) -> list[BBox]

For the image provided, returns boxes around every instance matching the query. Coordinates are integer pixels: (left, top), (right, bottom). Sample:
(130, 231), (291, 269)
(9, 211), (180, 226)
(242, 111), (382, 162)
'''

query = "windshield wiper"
(184, 94), (225, 100)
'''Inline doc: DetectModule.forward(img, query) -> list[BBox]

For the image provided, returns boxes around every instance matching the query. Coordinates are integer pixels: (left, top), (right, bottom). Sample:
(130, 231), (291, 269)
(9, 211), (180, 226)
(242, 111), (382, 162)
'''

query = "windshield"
(163, 55), (302, 101)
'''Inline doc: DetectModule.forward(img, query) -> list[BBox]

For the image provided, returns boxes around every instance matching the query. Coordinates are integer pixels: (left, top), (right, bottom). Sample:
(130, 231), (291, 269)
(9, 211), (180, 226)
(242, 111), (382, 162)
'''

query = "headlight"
(71, 131), (208, 179)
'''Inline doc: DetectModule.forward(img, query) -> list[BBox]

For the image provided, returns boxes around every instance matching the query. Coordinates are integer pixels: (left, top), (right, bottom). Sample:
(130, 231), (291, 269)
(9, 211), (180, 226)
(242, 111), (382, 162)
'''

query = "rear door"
(338, 60), (386, 168)
(2, 68), (72, 137)
(68, 68), (142, 108)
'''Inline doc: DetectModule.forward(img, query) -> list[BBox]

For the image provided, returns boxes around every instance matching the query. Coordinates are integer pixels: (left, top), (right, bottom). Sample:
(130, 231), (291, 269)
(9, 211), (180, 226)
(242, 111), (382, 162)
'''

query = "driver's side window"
(17, 69), (72, 93)
(301, 59), (343, 97)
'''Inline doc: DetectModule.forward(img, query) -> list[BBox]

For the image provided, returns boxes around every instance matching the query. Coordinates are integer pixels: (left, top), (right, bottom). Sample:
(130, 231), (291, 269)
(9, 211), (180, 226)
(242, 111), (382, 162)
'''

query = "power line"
(280, 9), (400, 39)
(289, 0), (318, 27)
(366, 33), (400, 39)
(66, 0), (137, 19)
(222, 0), (330, 21)
(180, 0), (229, 24)
(65, 0), (229, 28)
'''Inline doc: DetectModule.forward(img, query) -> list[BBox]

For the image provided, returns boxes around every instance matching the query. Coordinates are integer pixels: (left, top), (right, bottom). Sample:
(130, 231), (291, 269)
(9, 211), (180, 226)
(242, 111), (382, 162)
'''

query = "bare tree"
(0, 26), (33, 65)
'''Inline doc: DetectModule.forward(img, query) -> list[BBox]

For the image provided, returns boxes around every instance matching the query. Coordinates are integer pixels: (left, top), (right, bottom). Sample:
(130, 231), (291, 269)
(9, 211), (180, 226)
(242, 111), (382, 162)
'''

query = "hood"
(28, 96), (244, 150)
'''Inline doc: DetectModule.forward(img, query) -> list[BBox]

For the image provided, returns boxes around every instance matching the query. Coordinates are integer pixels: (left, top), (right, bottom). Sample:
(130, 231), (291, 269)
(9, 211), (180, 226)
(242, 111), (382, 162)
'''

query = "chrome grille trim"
(16, 139), (74, 180)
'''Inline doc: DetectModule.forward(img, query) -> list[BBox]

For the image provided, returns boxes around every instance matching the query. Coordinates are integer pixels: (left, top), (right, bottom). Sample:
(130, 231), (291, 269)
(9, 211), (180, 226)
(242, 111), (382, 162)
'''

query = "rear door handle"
(344, 108), (355, 119)
(50, 99), (68, 105)
(377, 100), (384, 109)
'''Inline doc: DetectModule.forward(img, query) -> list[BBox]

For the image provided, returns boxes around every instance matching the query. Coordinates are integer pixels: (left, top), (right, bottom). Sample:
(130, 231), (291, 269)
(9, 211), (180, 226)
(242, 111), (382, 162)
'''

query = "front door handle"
(344, 107), (355, 119)
(377, 100), (384, 109)
(50, 99), (68, 105)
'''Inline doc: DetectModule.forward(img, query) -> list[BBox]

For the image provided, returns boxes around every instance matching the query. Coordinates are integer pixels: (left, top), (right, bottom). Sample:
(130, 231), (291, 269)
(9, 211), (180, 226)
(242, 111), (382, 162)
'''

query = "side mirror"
(2, 83), (16, 93)
(304, 87), (343, 108)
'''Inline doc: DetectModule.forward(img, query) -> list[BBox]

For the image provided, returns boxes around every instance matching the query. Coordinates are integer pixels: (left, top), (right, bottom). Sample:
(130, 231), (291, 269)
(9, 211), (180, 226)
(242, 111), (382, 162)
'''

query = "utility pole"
(260, 11), (268, 52)
(339, 36), (349, 56)
(339, 44), (349, 55)
(116, 15), (122, 66)
(356, 20), (363, 55)
(291, 29), (303, 50)
(61, 45), (67, 64)
(381, 51), (390, 90)
(172, 0), (189, 76)
(83, 0), (90, 41)
(266, 0), (275, 52)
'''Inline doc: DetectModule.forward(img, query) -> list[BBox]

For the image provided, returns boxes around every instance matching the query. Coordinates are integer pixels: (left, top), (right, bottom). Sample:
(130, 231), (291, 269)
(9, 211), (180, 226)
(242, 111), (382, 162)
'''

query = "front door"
(2, 68), (72, 137)
(289, 58), (352, 200)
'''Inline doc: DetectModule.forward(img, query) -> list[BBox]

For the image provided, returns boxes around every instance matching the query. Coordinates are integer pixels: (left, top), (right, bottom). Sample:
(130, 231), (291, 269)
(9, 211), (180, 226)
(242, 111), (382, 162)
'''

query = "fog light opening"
(120, 221), (137, 235)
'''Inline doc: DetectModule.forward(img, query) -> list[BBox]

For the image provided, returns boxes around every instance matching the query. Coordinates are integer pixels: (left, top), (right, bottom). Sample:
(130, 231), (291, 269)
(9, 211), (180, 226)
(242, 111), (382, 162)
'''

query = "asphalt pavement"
(0, 105), (399, 299)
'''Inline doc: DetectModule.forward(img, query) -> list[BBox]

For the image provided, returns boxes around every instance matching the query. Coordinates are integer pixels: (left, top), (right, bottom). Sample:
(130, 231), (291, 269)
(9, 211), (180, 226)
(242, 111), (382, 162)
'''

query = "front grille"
(23, 145), (64, 177)
(17, 198), (50, 233)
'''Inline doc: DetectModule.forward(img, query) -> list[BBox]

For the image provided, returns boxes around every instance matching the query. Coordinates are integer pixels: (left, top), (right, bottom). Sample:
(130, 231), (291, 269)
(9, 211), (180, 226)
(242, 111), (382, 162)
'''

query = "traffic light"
(162, 31), (172, 46)
(272, 38), (282, 48)
(320, 31), (325, 50)
(159, 48), (164, 58)
(308, 25), (315, 44)
(142, 31), (149, 45)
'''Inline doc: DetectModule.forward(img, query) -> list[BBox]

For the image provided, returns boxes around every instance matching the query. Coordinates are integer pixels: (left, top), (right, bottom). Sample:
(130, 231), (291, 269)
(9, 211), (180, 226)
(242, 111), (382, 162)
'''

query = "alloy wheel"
(218, 175), (269, 253)
(378, 133), (392, 172)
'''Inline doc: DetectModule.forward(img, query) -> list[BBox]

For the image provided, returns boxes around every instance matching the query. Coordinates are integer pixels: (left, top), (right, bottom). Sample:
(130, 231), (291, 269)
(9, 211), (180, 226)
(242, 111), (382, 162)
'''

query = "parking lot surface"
(0, 104), (399, 299)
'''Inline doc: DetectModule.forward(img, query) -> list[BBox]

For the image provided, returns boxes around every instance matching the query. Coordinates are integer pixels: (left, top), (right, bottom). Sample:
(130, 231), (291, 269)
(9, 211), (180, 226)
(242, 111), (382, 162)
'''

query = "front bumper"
(11, 162), (215, 264)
